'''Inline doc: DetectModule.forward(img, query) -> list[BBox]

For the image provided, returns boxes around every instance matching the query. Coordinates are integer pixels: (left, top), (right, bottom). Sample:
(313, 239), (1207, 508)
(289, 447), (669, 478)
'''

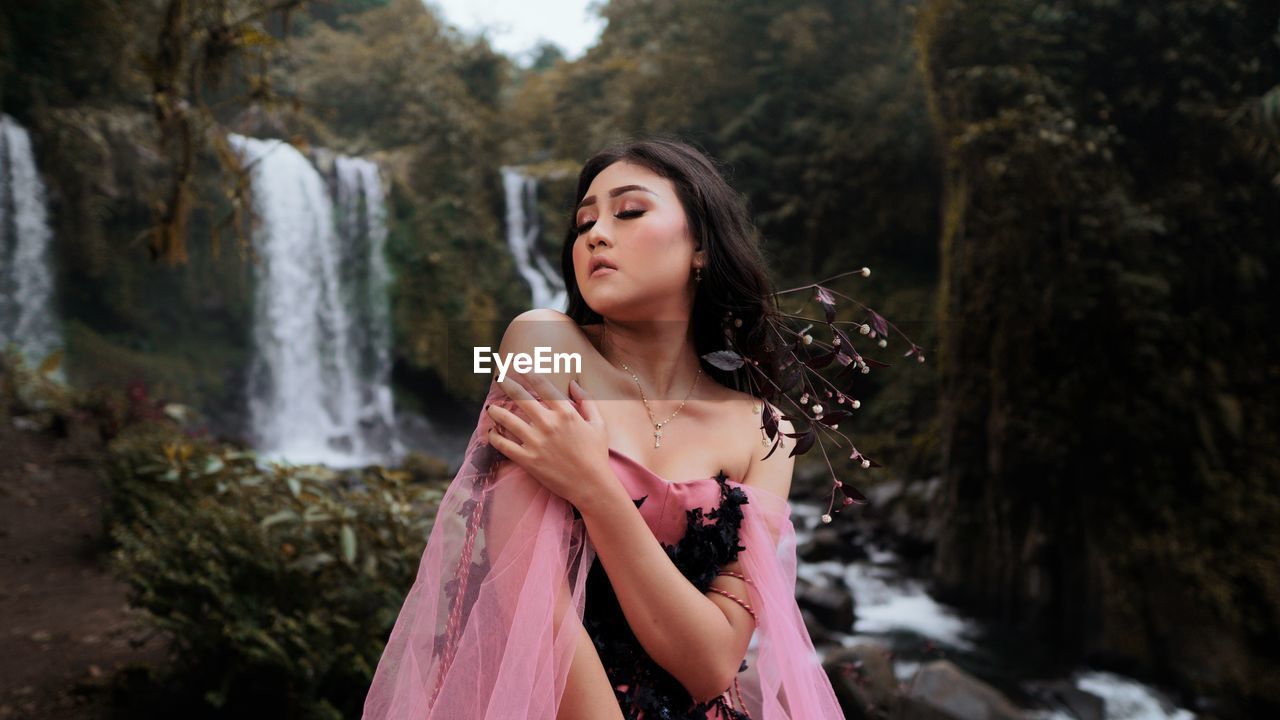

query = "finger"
(487, 427), (532, 464)
(487, 404), (533, 444)
(570, 379), (603, 426)
(522, 371), (572, 410)
(498, 371), (550, 418)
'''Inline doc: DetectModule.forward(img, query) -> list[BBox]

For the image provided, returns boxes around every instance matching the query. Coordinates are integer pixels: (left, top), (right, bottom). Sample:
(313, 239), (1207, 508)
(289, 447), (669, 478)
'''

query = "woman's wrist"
(572, 462), (631, 519)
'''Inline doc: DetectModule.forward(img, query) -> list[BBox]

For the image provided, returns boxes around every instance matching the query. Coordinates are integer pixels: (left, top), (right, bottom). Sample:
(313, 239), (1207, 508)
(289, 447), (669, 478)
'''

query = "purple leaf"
(761, 436), (783, 461)
(815, 286), (836, 323)
(788, 428), (816, 457)
(817, 411), (850, 426)
(781, 365), (803, 393)
(868, 310), (888, 337)
(702, 350), (745, 371)
(804, 349), (836, 370)
(842, 483), (869, 505)
(761, 403), (778, 439)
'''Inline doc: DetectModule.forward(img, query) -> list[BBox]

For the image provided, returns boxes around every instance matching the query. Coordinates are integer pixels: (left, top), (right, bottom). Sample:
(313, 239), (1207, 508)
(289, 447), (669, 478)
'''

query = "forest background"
(1, 0), (1278, 717)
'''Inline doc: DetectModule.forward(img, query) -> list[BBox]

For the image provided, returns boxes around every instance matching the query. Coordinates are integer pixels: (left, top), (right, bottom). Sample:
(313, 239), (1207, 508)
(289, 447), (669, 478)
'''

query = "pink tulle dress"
(362, 380), (844, 719)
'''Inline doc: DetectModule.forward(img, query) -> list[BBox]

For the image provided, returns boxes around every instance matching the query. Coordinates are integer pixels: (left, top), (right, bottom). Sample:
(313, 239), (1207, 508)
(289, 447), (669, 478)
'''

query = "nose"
(585, 222), (612, 251)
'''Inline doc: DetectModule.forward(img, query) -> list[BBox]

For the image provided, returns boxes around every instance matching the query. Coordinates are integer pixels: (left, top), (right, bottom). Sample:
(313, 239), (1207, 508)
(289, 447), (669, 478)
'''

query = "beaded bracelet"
(717, 570), (754, 586)
(713, 571), (757, 619)
(706, 586), (752, 620)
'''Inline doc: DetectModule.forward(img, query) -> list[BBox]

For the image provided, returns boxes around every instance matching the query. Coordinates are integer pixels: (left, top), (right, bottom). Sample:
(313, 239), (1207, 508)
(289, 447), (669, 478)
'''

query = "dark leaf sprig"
(701, 267), (926, 523)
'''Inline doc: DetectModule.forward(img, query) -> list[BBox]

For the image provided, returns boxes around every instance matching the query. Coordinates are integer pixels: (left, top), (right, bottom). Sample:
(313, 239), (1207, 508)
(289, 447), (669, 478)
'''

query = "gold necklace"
(619, 361), (702, 449)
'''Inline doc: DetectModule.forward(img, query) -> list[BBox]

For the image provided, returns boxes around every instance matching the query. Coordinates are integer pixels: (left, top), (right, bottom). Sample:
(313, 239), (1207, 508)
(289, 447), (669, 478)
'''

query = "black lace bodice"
(580, 471), (753, 720)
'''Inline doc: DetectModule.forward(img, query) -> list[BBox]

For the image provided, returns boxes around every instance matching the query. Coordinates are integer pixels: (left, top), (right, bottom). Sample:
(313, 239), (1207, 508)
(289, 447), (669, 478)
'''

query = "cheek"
(644, 213), (692, 252)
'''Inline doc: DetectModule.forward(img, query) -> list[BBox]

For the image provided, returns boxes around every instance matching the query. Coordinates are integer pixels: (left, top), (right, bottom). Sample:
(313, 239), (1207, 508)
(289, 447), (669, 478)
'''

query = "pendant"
(654, 424), (663, 448)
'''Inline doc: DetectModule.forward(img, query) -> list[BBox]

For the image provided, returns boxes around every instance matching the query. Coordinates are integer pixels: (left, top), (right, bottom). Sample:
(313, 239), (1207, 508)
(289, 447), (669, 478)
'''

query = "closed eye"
(574, 209), (646, 235)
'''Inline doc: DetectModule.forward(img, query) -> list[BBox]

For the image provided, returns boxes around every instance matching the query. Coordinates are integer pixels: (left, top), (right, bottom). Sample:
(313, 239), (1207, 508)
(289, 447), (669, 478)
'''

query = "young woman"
(363, 138), (843, 719)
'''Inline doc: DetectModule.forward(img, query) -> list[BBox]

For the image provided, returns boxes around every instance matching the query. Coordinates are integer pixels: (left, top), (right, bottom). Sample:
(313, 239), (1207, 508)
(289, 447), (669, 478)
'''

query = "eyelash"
(574, 209), (645, 235)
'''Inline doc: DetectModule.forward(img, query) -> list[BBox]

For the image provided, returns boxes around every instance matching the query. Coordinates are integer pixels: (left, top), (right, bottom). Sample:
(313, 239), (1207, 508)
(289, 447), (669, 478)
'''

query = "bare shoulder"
(500, 309), (590, 354)
(741, 393), (796, 503)
(496, 309), (593, 394)
(703, 383), (795, 502)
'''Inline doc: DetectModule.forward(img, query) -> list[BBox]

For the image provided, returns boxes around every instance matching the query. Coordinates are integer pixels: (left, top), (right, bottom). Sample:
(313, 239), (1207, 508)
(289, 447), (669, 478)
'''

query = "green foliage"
(282, 0), (528, 399)
(507, 0), (939, 282)
(918, 0), (1280, 705)
(0, 344), (138, 443)
(0, 346), (74, 426)
(501, 0), (944, 467)
(105, 423), (445, 716)
(0, 0), (147, 114)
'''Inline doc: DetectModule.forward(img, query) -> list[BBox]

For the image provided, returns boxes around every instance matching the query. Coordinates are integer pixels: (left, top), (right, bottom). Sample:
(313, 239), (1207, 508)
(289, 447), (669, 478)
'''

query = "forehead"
(583, 160), (673, 199)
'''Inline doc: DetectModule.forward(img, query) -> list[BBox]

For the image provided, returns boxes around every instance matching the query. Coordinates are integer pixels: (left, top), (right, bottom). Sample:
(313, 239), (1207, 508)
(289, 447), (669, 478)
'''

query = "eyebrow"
(576, 184), (658, 211)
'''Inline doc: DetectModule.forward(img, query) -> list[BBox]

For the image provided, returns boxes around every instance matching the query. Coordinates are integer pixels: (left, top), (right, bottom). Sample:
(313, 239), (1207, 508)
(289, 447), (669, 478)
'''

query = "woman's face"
(571, 161), (701, 321)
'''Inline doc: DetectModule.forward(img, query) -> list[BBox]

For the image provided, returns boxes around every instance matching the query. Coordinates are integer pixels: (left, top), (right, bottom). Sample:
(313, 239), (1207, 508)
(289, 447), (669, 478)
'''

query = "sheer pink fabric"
(362, 379), (843, 719)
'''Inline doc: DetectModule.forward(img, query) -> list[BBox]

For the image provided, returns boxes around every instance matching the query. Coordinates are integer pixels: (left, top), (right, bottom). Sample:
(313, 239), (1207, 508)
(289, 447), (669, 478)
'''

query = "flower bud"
(861, 267), (870, 277)
(851, 399), (861, 409)
(860, 459), (870, 468)
(878, 339), (887, 348)
(860, 324), (871, 335)
(821, 513), (832, 524)
(812, 404), (823, 414)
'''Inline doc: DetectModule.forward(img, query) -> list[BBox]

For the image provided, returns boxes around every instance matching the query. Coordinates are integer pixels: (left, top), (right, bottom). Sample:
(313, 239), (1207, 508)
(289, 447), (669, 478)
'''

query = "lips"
(588, 256), (617, 276)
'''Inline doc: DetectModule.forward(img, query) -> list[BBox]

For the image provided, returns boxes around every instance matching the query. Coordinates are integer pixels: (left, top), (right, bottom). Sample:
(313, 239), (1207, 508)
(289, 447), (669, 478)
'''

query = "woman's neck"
(598, 320), (703, 400)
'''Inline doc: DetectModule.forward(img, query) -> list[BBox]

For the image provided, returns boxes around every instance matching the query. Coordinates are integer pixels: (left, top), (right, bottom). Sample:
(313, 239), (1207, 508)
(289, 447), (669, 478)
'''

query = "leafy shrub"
(1, 346), (75, 427)
(105, 426), (445, 718)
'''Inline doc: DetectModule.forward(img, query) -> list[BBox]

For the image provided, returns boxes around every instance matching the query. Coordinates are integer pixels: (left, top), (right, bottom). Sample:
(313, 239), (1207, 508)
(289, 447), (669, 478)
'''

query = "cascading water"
(332, 154), (400, 460)
(228, 134), (400, 468)
(501, 166), (566, 310)
(0, 114), (61, 372)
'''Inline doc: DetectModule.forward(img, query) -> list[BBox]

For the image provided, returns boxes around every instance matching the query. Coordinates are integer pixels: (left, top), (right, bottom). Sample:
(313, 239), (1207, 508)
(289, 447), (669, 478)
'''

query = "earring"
(695, 266), (702, 282)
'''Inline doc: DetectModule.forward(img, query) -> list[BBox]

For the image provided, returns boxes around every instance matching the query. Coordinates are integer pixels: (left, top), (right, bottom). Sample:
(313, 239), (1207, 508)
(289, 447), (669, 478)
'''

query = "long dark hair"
(560, 136), (785, 400)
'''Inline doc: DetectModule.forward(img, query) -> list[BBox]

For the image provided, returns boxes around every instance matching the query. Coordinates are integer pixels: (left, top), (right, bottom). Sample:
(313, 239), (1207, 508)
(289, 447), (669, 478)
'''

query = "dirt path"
(0, 416), (167, 720)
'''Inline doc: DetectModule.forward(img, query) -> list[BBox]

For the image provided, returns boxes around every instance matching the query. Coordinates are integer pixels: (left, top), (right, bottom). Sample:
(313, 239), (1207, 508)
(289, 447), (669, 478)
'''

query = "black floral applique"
(581, 472), (753, 719)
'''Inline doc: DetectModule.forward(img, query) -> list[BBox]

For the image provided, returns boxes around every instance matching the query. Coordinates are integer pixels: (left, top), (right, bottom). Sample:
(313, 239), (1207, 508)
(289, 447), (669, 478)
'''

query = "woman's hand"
(486, 371), (611, 509)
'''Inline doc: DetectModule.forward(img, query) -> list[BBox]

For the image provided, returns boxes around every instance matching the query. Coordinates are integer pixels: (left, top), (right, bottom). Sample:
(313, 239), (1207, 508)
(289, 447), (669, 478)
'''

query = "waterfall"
(0, 114), (61, 371)
(501, 166), (566, 310)
(228, 134), (400, 468)
(332, 154), (402, 463)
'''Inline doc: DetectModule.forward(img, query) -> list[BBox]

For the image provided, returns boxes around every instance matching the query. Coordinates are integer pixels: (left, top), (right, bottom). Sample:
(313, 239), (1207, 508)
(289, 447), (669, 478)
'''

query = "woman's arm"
(575, 416), (796, 703)
(558, 623), (624, 720)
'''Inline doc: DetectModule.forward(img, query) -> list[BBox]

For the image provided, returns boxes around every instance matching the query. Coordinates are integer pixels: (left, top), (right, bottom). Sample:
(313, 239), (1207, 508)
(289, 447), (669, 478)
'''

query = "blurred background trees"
(2, 0), (1278, 715)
